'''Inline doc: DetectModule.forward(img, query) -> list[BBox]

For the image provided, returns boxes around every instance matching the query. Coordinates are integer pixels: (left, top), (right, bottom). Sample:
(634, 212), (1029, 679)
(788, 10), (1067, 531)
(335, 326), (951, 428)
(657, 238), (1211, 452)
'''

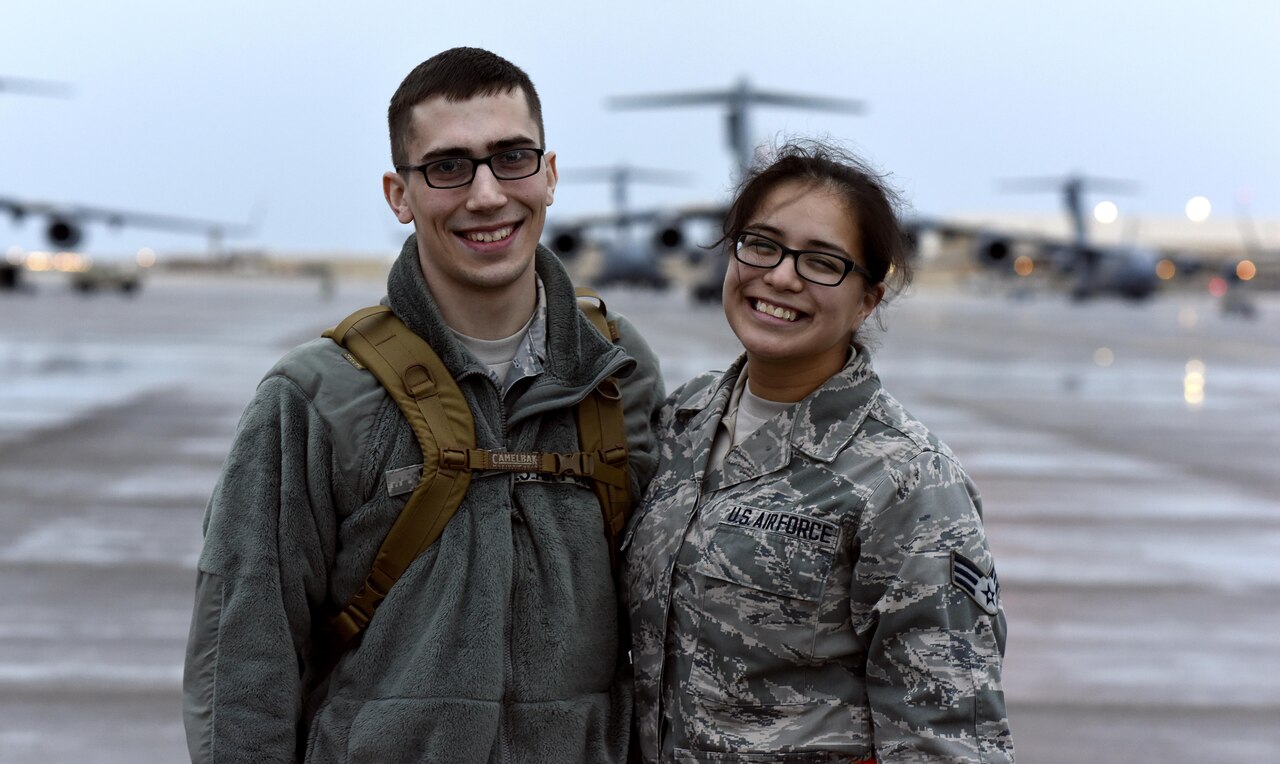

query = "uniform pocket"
(182, 570), (223, 764)
(688, 522), (836, 705)
(692, 518), (835, 601)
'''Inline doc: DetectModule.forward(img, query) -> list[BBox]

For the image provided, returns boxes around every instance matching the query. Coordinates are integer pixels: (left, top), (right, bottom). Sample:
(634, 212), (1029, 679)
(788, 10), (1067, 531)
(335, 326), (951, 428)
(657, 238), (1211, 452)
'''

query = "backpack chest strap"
(448, 447), (628, 489)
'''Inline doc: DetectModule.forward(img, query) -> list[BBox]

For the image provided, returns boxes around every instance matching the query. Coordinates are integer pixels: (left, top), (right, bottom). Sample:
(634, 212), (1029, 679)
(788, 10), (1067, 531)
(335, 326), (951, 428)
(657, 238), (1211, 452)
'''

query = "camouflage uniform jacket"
(622, 349), (1013, 763)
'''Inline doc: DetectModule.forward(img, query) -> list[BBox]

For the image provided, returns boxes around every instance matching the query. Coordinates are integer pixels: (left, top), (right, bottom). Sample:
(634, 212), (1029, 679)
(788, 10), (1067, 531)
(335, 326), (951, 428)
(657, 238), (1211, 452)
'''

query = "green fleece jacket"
(183, 237), (664, 763)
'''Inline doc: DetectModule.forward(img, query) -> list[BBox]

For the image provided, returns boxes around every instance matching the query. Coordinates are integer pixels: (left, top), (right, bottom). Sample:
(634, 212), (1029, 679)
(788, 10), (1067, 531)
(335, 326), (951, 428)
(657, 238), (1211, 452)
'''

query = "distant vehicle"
(1, 195), (253, 293)
(70, 262), (142, 294)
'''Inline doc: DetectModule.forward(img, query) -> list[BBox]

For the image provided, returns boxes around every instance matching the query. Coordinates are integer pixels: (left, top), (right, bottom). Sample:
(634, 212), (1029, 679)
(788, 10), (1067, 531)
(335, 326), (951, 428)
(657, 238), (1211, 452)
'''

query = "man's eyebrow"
(414, 135), (540, 164)
(747, 223), (853, 257)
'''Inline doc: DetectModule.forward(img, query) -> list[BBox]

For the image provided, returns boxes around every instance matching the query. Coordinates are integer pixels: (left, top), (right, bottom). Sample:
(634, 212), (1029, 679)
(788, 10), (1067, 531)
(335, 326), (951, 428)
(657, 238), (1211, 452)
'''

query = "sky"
(2, 0), (1278, 256)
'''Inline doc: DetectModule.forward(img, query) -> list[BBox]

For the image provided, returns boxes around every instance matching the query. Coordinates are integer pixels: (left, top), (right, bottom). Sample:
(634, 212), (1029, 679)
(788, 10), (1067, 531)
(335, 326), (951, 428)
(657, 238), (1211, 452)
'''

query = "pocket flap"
(692, 519), (837, 602)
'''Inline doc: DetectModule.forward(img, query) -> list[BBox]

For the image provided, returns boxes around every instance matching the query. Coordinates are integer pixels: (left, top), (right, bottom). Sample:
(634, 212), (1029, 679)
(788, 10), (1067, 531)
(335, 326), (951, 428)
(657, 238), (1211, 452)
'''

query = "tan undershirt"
(709, 371), (796, 467)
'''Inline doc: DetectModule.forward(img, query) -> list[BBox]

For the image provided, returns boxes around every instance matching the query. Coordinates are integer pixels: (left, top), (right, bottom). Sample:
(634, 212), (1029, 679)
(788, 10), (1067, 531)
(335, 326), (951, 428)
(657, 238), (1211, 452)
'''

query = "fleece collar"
(385, 234), (627, 388)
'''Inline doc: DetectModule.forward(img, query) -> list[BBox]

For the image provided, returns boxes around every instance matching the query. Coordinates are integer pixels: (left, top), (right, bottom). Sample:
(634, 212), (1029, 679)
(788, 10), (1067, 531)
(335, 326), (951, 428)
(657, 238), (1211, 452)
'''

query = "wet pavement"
(1, 273), (1277, 762)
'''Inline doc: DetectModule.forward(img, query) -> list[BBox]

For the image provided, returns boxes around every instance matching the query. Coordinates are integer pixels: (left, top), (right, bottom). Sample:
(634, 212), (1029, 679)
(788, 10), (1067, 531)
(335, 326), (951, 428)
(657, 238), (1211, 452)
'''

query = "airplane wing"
(0, 195), (254, 238)
(609, 89), (863, 113)
(0, 76), (72, 98)
(608, 91), (737, 108)
(742, 90), (865, 113)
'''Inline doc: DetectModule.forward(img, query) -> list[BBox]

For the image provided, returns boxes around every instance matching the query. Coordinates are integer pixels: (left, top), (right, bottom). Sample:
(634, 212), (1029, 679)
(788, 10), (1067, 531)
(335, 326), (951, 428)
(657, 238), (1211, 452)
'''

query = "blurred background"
(2, 1), (1277, 761)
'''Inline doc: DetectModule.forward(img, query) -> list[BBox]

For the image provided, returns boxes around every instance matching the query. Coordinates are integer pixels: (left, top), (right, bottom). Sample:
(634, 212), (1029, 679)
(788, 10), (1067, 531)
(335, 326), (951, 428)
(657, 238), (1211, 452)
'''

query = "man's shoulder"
(605, 310), (657, 367)
(262, 336), (387, 414)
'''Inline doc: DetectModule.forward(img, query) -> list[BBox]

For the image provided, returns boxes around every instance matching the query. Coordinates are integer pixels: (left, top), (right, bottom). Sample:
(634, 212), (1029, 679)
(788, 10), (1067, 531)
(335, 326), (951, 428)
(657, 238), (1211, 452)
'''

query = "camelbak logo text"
(489, 452), (541, 469)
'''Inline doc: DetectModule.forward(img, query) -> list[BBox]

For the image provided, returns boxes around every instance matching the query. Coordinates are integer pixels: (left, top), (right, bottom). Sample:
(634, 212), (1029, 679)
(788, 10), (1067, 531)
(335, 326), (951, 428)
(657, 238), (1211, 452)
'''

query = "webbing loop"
(405, 365), (436, 399)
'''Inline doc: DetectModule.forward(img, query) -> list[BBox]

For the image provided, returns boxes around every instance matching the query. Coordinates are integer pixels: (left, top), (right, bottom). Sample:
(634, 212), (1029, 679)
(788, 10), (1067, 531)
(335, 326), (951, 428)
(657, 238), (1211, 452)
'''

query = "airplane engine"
(653, 223), (683, 251)
(46, 217), (83, 249)
(975, 236), (1013, 268)
(549, 228), (582, 258)
(0, 264), (19, 291)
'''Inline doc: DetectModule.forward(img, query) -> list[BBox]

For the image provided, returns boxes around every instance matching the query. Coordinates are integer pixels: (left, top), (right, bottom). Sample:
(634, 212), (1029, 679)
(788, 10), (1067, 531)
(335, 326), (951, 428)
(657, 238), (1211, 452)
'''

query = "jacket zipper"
(497, 387), (515, 764)
(463, 368), (517, 763)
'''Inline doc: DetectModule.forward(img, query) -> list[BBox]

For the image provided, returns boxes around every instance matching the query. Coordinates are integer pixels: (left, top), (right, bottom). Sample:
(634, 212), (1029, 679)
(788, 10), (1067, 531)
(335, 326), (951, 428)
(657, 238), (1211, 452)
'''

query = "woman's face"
(722, 180), (884, 383)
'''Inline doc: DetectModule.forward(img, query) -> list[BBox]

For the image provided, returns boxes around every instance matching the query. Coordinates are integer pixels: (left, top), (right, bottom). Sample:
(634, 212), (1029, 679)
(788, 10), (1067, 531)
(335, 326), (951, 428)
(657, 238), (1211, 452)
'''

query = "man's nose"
(466, 165), (507, 210)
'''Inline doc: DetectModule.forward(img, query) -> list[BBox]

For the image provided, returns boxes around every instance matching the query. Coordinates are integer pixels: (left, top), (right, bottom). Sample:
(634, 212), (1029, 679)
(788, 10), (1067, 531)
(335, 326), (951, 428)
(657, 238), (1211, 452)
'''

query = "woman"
(622, 141), (1013, 763)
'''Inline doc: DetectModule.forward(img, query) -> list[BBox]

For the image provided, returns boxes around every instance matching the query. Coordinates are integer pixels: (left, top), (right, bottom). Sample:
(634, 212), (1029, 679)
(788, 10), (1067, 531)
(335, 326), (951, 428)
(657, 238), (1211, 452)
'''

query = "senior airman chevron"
(952, 551), (1001, 615)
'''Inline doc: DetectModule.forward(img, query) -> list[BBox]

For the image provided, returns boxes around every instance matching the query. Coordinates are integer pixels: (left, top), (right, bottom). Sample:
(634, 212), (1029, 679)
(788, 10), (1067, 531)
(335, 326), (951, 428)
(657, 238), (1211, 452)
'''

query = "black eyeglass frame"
(733, 231), (875, 286)
(395, 148), (547, 189)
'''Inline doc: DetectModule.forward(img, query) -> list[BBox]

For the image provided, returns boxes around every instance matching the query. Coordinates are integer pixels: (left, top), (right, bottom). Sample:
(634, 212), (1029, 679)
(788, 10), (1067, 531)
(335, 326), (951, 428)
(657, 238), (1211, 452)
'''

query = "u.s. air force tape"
(951, 551), (1000, 615)
(720, 506), (839, 550)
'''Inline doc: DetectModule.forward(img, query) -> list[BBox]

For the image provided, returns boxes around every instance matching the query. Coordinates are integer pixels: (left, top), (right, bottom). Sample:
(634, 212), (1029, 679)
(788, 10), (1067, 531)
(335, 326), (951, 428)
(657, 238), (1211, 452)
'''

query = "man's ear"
(383, 171), (414, 224)
(543, 151), (558, 206)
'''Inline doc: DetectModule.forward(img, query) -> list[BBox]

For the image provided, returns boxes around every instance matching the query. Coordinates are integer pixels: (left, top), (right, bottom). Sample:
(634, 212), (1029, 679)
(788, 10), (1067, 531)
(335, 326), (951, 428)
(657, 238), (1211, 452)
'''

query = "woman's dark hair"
(716, 138), (914, 297)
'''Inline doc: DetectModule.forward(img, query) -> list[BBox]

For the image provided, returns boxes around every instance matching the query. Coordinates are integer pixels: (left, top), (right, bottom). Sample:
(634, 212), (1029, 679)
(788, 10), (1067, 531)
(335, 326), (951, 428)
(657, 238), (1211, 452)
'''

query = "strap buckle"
(440, 448), (468, 471)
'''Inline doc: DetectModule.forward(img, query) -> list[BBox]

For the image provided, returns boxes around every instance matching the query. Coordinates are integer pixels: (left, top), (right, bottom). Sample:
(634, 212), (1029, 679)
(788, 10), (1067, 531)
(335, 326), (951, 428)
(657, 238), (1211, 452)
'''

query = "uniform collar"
(681, 347), (882, 492)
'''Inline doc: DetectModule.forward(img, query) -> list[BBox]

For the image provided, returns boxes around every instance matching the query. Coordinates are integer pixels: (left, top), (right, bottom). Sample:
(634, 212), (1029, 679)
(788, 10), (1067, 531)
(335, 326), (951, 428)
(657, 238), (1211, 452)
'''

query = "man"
(183, 47), (663, 763)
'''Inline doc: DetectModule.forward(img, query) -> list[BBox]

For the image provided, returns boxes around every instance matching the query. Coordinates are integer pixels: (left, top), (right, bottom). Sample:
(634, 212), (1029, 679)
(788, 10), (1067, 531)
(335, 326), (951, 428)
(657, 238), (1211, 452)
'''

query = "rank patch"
(385, 464), (422, 497)
(951, 552), (1000, 615)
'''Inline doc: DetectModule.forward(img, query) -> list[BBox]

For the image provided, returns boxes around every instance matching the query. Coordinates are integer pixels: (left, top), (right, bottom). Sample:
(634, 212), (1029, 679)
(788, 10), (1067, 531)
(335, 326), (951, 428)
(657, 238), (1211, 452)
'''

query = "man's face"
(384, 88), (556, 301)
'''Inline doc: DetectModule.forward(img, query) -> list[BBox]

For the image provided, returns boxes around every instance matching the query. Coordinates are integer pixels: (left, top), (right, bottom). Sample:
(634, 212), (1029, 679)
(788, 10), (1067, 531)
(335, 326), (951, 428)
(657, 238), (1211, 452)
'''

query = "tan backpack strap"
(443, 447), (627, 488)
(575, 288), (632, 570)
(324, 306), (476, 648)
(575, 286), (620, 341)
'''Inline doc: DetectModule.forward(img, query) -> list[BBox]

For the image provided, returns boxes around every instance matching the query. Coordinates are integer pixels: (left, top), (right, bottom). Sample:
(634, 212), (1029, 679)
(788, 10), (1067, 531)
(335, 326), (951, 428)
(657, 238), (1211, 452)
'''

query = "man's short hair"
(388, 47), (545, 167)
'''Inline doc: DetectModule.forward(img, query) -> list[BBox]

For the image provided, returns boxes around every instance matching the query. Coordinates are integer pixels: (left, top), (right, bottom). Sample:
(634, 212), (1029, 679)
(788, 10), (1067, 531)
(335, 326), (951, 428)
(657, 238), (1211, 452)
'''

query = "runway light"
(1208, 276), (1228, 298)
(1013, 255), (1034, 276)
(6, 246), (25, 265)
(1184, 359), (1206, 410)
(26, 251), (51, 271)
(1093, 201), (1119, 224)
(52, 252), (83, 272)
(1236, 260), (1257, 281)
(1094, 347), (1114, 367)
(1156, 259), (1177, 280)
(1185, 196), (1212, 223)
(137, 247), (157, 268)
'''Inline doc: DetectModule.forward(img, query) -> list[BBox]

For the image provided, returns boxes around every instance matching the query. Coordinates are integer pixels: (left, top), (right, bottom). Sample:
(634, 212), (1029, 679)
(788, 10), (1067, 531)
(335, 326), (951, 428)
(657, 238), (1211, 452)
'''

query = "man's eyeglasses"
(733, 232), (873, 286)
(396, 148), (546, 189)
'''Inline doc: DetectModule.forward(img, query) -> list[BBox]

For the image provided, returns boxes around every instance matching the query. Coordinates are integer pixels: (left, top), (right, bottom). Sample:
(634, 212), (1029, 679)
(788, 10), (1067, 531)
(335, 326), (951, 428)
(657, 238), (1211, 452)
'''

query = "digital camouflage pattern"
(622, 350), (1013, 763)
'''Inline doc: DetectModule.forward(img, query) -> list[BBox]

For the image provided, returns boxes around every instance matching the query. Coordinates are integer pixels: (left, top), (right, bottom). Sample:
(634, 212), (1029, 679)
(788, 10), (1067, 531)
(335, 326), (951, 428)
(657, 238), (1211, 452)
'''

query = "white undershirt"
(452, 311), (535, 382)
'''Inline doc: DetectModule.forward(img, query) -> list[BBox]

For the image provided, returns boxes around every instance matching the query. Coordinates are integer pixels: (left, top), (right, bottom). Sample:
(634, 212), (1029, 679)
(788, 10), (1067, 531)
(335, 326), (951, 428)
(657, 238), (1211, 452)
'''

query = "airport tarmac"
(1, 272), (1278, 762)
